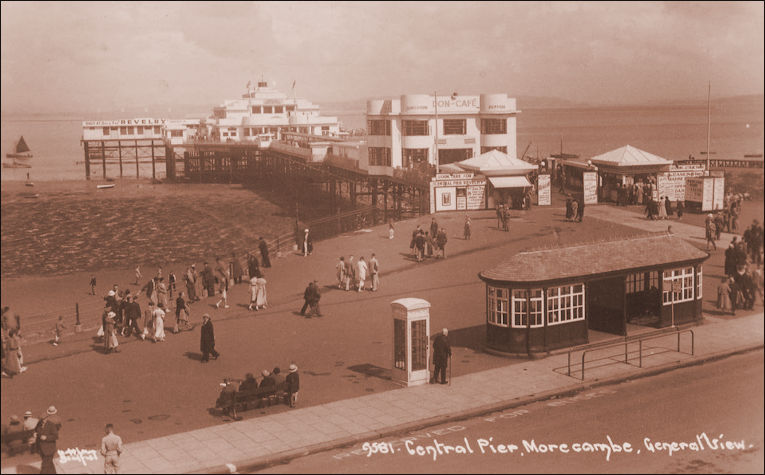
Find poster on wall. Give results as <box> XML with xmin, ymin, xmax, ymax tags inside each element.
<box><xmin>537</xmin><ymin>174</ymin><xmax>551</xmax><ymax>206</ymax></box>
<box><xmin>685</xmin><ymin>177</ymin><xmax>703</xmax><ymax>203</ymax></box>
<box><xmin>456</xmin><ymin>188</ymin><xmax>467</xmax><ymax>210</ymax></box>
<box><xmin>466</xmin><ymin>185</ymin><xmax>485</xmax><ymax>210</ymax></box>
<box><xmin>712</xmin><ymin>176</ymin><xmax>725</xmax><ymax>210</ymax></box>
<box><xmin>656</xmin><ymin>174</ymin><xmax>672</xmax><ymax>201</ymax></box>
<box><xmin>659</xmin><ymin>164</ymin><xmax>706</xmax><ymax>201</ymax></box>
<box><xmin>583</xmin><ymin>171</ymin><xmax>598</xmax><ymax>204</ymax></box>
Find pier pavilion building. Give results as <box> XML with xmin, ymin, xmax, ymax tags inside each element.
<box><xmin>366</xmin><ymin>93</ymin><xmax>520</xmax><ymax>172</ymax></box>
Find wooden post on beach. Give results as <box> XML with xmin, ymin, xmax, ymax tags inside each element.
<box><xmin>118</xmin><ymin>140</ymin><xmax>123</xmax><ymax>178</ymax></box>
<box><xmin>75</xmin><ymin>302</ymin><xmax>82</xmax><ymax>333</ymax></box>
<box><xmin>84</xmin><ymin>141</ymin><xmax>91</xmax><ymax>180</ymax></box>
<box><xmin>151</xmin><ymin>141</ymin><xmax>156</xmax><ymax>180</ymax></box>
<box><xmin>101</xmin><ymin>141</ymin><xmax>107</xmax><ymax>179</ymax></box>
<box><xmin>135</xmin><ymin>140</ymin><xmax>139</xmax><ymax>178</ymax></box>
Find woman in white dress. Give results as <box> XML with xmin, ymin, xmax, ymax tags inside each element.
<box><xmin>248</xmin><ymin>276</ymin><xmax>258</xmax><ymax>311</ymax></box>
<box><xmin>153</xmin><ymin>303</ymin><xmax>166</xmax><ymax>342</ymax></box>
<box><xmin>657</xmin><ymin>196</ymin><xmax>668</xmax><ymax>220</ymax></box>
<box><xmin>255</xmin><ymin>277</ymin><xmax>268</xmax><ymax>310</ymax></box>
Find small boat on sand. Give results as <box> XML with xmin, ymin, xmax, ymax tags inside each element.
<box><xmin>3</xmin><ymin>136</ymin><xmax>33</xmax><ymax>168</ymax></box>
<box><xmin>97</xmin><ymin>184</ymin><xmax>115</xmax><ymax>189</ymax></box>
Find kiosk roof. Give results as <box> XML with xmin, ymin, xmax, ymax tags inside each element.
<box><xmin>480</xmin><ymin>234</ymin><xmax>708</xmax><ymax>284</ymax></box>
<box><xmin>590</xmin><ymin>145</ymin><xmax>673</xmax><ymax>167</ymax></box>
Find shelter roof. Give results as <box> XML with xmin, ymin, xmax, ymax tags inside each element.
<box><xmin>457</xmin><ymin>150</ymin><xmax>537</xmax><ymax>176</ymax></box>
<box><xmin>488</xmin><ymin>176</ymin><xmax>532</xmax><ymax>188</ymax></box>
<box><xmin>480</xmin><ymin>234</ymin><xmax>708</xmax><ymax>284</ymax></box>
<box><xmin>590</xmin><ymin>145</ymin><xmax>673</xmax><ymax>167</ymax></box>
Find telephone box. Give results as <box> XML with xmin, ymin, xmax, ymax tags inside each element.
<box><xmin>391</xmin><ymin>298</ymin><xmax>431</xmax><ymax>387</ymax></box>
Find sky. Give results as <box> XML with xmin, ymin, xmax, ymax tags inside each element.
<box><xmin>1</xmin><ymin>1</ymin><xmax>763</xmax><ymax>115</ymax></box>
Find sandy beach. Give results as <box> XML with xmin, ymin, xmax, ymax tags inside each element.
<box><xmin>1</xmin><ymin>179</ymin><xmax>297</xmax><ymax>278</ymax></box>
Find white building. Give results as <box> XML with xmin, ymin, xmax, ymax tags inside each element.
<box><xmin>82</xmin><ymin>118</ymin><xmax>166</xmax><ymax>141</ymax></box>
<box><xmin>366</xmin><ymin>94</ymin><xmax>520</xmax><ymax>170</ymax></box>
<box><xmin>164</xmin><ymin>119</ymin><xmax>206</xmax><ymax>145</ymax></box>
<box><xmin>207</xmin><ymin>80</ymin><xmax>340</xmax><ymax>143</ymax></box>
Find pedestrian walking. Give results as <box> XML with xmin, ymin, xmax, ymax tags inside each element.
<box><xmin>104</xmin><ymin>311</ymin><xmax>119</xmax><ymax>353</ymax></box>
<box><xmin>357</xmin><ymin>257</ymin><xmax>368</xmax><ymax>291</ymax></box>
<box><xmin>370</xmin><ymin>253</ymin><xmax>380</xmax><ymax>292</ymax></box>
<box><xmin>464</xmin><ymin>216</ymin><xmax>471</xmax><ymax>240</ymax></box>
<box><xmin>336</xmin><ymin>257</ymin><xmax>346</xmax><ymax>289</ymax></box>
<box><xmin>415</xmin><ymin>231</ymin><xmax>425</xmax><ymax>262</ymax></box>
<box><xmin>254</xmin><ymin>277</ymin><xmax>268</xmax><ymax>310</ymax></box>
<box><xmin>308</xmin><ymin>280</ymin><xmax>322</xmax><ymax>317</ymax></box>
<box><xmin>300</xmin><ymin>282</ymin><xmax>312</xmax><ymax>315</ymax></box>
<box><xmin>502</xmin><ymin>207</ymin><xmax>510</xmax><ymax>231</ymax></box>
<box><xmin>496</xmin><ymin>204</ymin><xmax>504</xmax><ymax>229</ymax></box>
<box><xmin>303</xmin><ymin>229</ymin><xmax>313</xmax><ymax>256</ymax></box>
<box><xmin>184</xmin><ymin>265</ymin><xmax>198</xmax><ymax>302</ymax></box>
<box><xmin>231</xmin><ymin>252</ymin><xmax>244</xmax><ymax>284</ymax></box>
<box><xmin>35</xmin><ymin>406</ymin><xmax>61</xmax><ymax>475</ymax></box>
<box><xmin>157</xmin><ymin>277</ymin><xmax>169</xmax><ymax>310</ymax></box>
<box><xmin>431</xmin><ymin>328</ymin><xmax>451</xmax><ymax>385</ymax></box>
<box><xmin>174</xmin><ymin>292</ymin><xmax>190</xmax><ymax>333</ymax></box>
<box><xmin>200</xmin><ymin>314</ymin><xmax>219</xmax><ymax>362</ymax></box>
<box><xmin>249</xmin><ymin>275</ymin><xmax>259</xmax><ymax>311</ymax></box>
<box><xmin>214</xmin><ymin>258</ymin><xmax>230</xmax><ymax>309</ymax></box>
<box><xmin>430</xmin><ymin>218</ymin><xmax>439</xmax><ymax>240</ymax></box>
<box><xmin>388</xmin><ymin>222</ymin><xmax>395</xmax><ymax>240</ymax></box>
<box><xmin>52</xmin><ymin>316</ymin><xmax>65</xmax><ymax>346</ymax></box>
<box><xmin>22</xmin><ymin>411</ymin><xmax>38</xmax><ymax>451</ymax></box>
<box><xmin>676</xmin><ymin>199</ymin><xmax>684</xmax><ymax>219</ymax></box>
<box><xmin>717</xmin><ymin>277</ymin><xmax>732</xmax><ymax>314</ymax></box>
<box><xmin>100</xmin><ymin>423</ymin><xmax>123</xmax><ymax>475</ymax></box>
<box><xmin>247</xmin><ymin>252</ymin><xmax>260</xmax><ymax>279</ymax></box>
<box><xmin>576</xmin><ymin>197</ymin><xmax>585</xmax><ymax>222</ymax></box>
<box><xmin>153</xmin><ymin>303</ymin><xmax>166</xmax><ymax>342</ymax></box>
<box><xmin>134</xmin><ymin>265</ymin><xmax>141</xmax><ymax>285</ymax></box>
<box><xmin>437</xmin><ymin>228</ymin><xmax>448</xmax><ymax>258</ymax></box>
<box><xmin>124</xmin><ymin>295</ymin><xmax>141</xmax><ymax>337</ymax></box>
<box><xmin>259</xmin><ymin>237</ymin><xmax>271</xmax><ymax>268</ymax></box>
<box><xmin>141</xmin><ymin>302</ymin><xmax>153</xmax><ymax>341</ymax></box>
<box><xmin>168</xmin><ymin>272</ymin><xmax>176</xmax><ymax>299</ymax></box>
<box><xmin>201</xmin><ymin>262</ymin><xmax>215</xmax><ymax>298</ymax></box>
<box><xmin>345</xmin><ymin>256</ymin><xmax>356</xmax><ymax>291</ymax></box>
<box><xmin>705</xmin><ymin>214</ymin><xmax>717</xmax><ymax>251</ymax></box>
<box><xmin>286</xmin><ymin>363</ymin><xmax>300</xmax><ymax>408</ymax></box>
<box><xmin>4</xmin><ymin>328</ymin><xmax>26</xmax><ymax>376</ymax></box>
<box><xmin>89</xmin><ymin>275</ymin><xmax>97</xmax><ymax>295</ymax></box>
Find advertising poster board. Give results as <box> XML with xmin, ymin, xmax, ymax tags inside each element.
<box><xmin>659</xmin><ymin>164</ymin><xmax>706</xmax><ymax>201</ymax></box>
<box><xmin>712</xmin><ymin>176</ymin><xmax>725</xmax><ymax>210</ymax></box>
<box><xmin>466</xmin><ymin>185</ymin><xmax>485</xmax><ymax>210</ymax></box>
<box><xmin>583</xmin><ymin>171</ymin><xmax>598</xmax><ymax>204</ymax></box>
<box><xmin>430</xmin><ymin>173</ymin><xmax>486</xmax><ymax>213</ymax></box>
<box><xmin>537</xmin><ymin>174</ymin><xmax>551</xmax><ymax>206</ymax></box>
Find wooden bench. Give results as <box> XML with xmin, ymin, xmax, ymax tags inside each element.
<box><xmin>215</xmin><ymin>383</ymin><xmax>288</xmax><ymax>417</ymax></box>
<box><xmin>1</xmin><ymin>429</ymin><xmax>34</xmax><ymax>456</ymax></box>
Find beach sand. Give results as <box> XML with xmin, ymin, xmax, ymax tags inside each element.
<box><xmin>1</xmin><ymin>179</ymin><xmax>297</xmax><ymax>278</ymax></box>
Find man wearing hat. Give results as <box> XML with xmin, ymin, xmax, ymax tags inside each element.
<box><xmin>431</xmin><ymin>328</ymin><xmax>452</xmax><ymax>385</ymax></box>
<box><xmin>200</xmin><ymin>314</ymin><xmax>219</xmax><ymax>363</ymax></box>
<box><xmin>23</xmin><ymin>410</ymin><xmax>39</xmax><ymax>449</ymax></box>
<box><xmin>258</xmin><ymin>369</ymin><xmax>275</xmax><ymax>392</ymax></box>
<box><xmin>286</xmin><ymin>364</ymin><xmax>300</xmax><ymax>408</ymax></box>
<box><xmin>35</xmin><ymin>406</ymin><xmax>62</xmax><ymax>474</ymax></box>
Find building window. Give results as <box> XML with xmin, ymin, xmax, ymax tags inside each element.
<box><xmin>153</xmin><ymin>126</ymin><xmax>161</xmax><ymax>134</ymax></box>
<box><xmin>171</xmin><ymin>130</ymin><xmax>183</xmax><ymax>137</ymax></box>
<box><xmin>488</xmin><ymin>286</ymin><xmax>509</xmax><ymax>327</ymax></box>
<box><xmin>243</xmin><ymin>128</ymin><xmax>250</xmax><ymax>137</ymax></box>
<box><xmin>119</xmin><ymin>127</ymin><xmax>127</xmax><ymax>135</ymax></box>
<box><xmin>252</xmin><ymin>106</ymin><xmax>261</xmax><ymax>114</ymax></box>
<box><xmin>626</xmin><ymin>271</ymin><xmax>659</xmax><ymax>294</ymax></box>
<box><xmin>369</xmin><ymin>147</ymin><xmax>392</xmax><ymax>166</ymax></box>
<box><xmin>263</xmin><ymin>105</ymin><xmax>273</xmax><ymax>114</ymax></box>
<box><xmin>511</xmin><ymin>289</ymin><xmax>544</xmax><ymax>328</ymax></box>
<box><xmin>696</xmin><ymin>266</ymin><xmax>702</xmax><ymax>299</ymax></box>
<box><xmin>662</xmin><ymin>267</ymin><xmax>695</xmax><ymax>305</ymax></box>
<box><xmin>402</xmin><ymin>120</ymin><xmax>429</xmax><ymax>136</ymax></box>
<box><xmin>481</xmin><ymin>118</ymin><xmax>507</xmax><ymax>134</ymax></box>
<box><xmin>102</xmin><ymin>127</ymin><xmax>110</xmax><ymax>136</ymax></box>
<box><xmin>438</xmin><ymin>148</ymin><xmax>473</xmax><ymax>165</ymax></box>
<box><xmin>367</xmin><ymin>120</ymin><xmax>391</xmax><ymax>136</ymax></box>
<box><xmin>443</xmin><ymin>119</ymin><xmax>466</xmax><ymax>135</ymax></box>
<box><xmin>275</xmin><ymin>106</ymin><xmax>284</xmax><ymax>113</ymax></box>
<box><xmin>481</xmin><ymin>146</ymin><xmax>507</xmax><ymax>154</ymax></box>
<box><xmin>402</xmin><ymin>148</ymin><xmax>429</xmax><ymax>168</ymax></box>
<box><xmin>546</xmin><ymin>284</ymin><xmax>585</xmax><ymax>325</ymax></box>
<box><xmin>286</xmin><ymin>105</ymin><xmax>295</xmax><ymax>112</ymax></box>
<box><xmin>136</xmin><ymin>126</ymin><xmax>144</xmax><ymax>135</ymax></box>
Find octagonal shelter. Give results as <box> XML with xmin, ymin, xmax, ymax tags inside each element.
<box><xmin>478</xmin><ymin>234</ymin><xmax>709</xmax><ymax>355</ymax></box>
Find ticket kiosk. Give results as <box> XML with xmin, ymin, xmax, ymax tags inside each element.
<box><xmin>391</xmin><ymin>298</ymin><xmax>431</xmax><ymax>387</ymax></box>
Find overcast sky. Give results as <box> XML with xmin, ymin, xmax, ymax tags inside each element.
<box><xmin>1</xmin><ymin>1</ymin><xmax>763</xmax><ymax>115</ymax></box>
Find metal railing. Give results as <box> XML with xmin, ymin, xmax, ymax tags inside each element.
<box><xmin>567</xmin><ymin>327</ymin><xmax>695</xmax><ymax>380</ymax></box>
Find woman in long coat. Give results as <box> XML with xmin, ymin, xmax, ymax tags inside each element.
<box><xmin>248</xmin><ymin>276</ymin><xmax>258</xmax><ymax>311</ymax></box>
<box><xmin>104</xmin><ymin>311</ymin><xmax>118</xmax><ymax>353</ymax></box>
<box><xmin>200</xmin><ymin>314</ymin><xmax>219</xmax><ymax>362</ymax></box>
<box><xmin>231</xmin><ymin>253</ymin><xmax>244</xmax><ymax>284</ymax></box>
<box><xmin>153</xmin><ymin>303</ymin><xmax>166</xmax><ymax>342</ymax></box>
<box><xmin>157</xmin><ymin>278</ymin><xmax>169</xmax><ymax>310</ymax></box>
<box><xmin>255</xmin><ymin>277</ymin><xmax>268</xmax><ymax>310</ymax></box>
<box><xmin>5</xmin><ymin>328</ymin><xmax>23</xmax><ymax>375</ymax></box>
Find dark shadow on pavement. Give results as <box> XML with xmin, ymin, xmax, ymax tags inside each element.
<box><xmin>184</xmin><ymin>351</ymin><xmax>203</xmax><ymax>361</ymax></box>
<box><xmin>347</xmin><ymin>363</ymin><xmax>392</xmax><ymax>381</ymax></box>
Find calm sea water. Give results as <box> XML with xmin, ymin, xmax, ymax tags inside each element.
<box><xmin>2</xmin><ymin>101</ymin><xmax>762</xmax><ymax>182</ymax></box>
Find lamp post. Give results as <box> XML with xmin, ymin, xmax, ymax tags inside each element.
<box><xmin>434</xmin><ymin>91</ymin><xmax>439</xmax><ymax>175</ymax></box>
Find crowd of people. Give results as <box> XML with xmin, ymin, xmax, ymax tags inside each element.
<box><xmin>409</xmin><ymin>218</ymin><xmax>449</xmax><ymax>262</ymax></box>
<box><xmin>716</xmin><ymin>220</ymin><xmax>764</xmax><ymax>315</ymax></box>
<box><xmin>223</xmin><ymin>362</ymin><xmax>300</xmax><ymax>408</ymax></box>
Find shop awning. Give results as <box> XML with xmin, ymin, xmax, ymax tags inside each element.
<box><xmin>457</xmin><ymin>149</ymin><xmax>537</xmax><ymax>176</ymax></box>
<box><xmin>488</xmin><ymin>176</ymin><xmax>532</xmax><ymax>189</ymax></box>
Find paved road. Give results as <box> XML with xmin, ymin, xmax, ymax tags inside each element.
<box><xmin>257</xmin><ymin>350</ymin><xmax>764</xmax><ymax>474</ymax></box>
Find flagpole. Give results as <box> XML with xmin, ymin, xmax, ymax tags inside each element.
<box><xmin>706</xmin><ymin>81</ymin><xmax>711</xmax><ymax>173</ymax></box>
<box><xmin>434</xmin><ymin>91</ymin><xmax>439</xmax><ymax>175</ymax></box>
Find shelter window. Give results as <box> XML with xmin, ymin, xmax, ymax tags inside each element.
<box><xmin>487</xmin><ymin>286</ymin><xmax>509</xmax><ymax>327</ymax></box>
<box><xmin>696</xmin><ymin>266</ymin><xmax>702</xmax><ymax>299</ymax></box>
<box><xmin>481</xmin><ymin>118</ymin><xmax>507</xmax><ymax>134</ymax></box>
<box><xmin>626</xmin><ymin>271</ymin><xmax>659</xmax><ymax>294</ymax></box>
<box><xmin>368</xmin><ymin>120</ymin><xmax>391</xmax><ymax>136</ymax></box>
<box><xmin>443</xmin><ymin>119</ymin><xmax>466</xmax><ymax>135</ymax></box>
<box><xmin>511</xmin><ymin>289</ymin><xmax>543</xmax><ymax>328</ymax></box>
<box><xmin>263</xmin><ymin>106</ymin><xmax>274</xmax><ymax>114</ymax></box>
<box><xmin>171</xmin><ymin>130</ymin><xmax>183</xmax><ymax>137</ymax></box>
<box><xmin>402</xmin><ymin>148</ymin><xmax>429</xmax><ymax>168</ymax></box>
<box><xmin>275</xmin><ymin>106</ymin><xmax>284</xmax><ymax>113</ymax></box>
<box><xmin>102</xmin><ymin>127</ymin><xmax>110</xmax><ymax>136</ymax></box>
<box><xmin>252</xmin><ymin>106</ymin><xmax>262</xmax><ymax>114</ymax></box>
<box><xmin>481</xmin><ymin>146</ymin><xmax>507</xmax><ymax>154</ymax></box>
<box><xmin>369</xmin><ymin>147</ymin><xmax>392</xmax><ymax>167</ymax></box>
<box><xmin>662</xmin><ymin>267</ymin><xmax>694</xmax><ymax>305</ymax></box>
<box><xmin>402</xmin><ymin>120</ymin><xmax>429</xmax><ymax>136</ymax></box>
<box><xmin>546</xmin><ymin>284</ymin><xmax>585</xmax><ymax>325</ymax></box>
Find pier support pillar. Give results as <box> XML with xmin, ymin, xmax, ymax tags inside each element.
<box><xmin>84</xmin><ymin>141</ymin><xmax>91</xmax><ymax>180</ymax></box>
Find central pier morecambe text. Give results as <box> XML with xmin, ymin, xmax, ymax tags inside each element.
<box><xmin>361</xmin><ymin>433</ymin><xmax>751</xmax><ymax>462</ymax></box>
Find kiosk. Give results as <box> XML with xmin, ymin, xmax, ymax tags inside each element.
<box><xmin>391</xmin><ymin>298</ymin><xmax>431</xmax><ymax>386</ymax></box>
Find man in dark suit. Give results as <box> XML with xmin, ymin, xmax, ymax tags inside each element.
<box><xmin>300</xmin><ymin>282</ymin><xmax>313</xmax><ymax>316</ymax></box>
<box><xmin>200</xmin><ymin>314</ymin><xmax>219</xmax><ymax>363</ymax></box>
<box><xmin>432</xmin><ymin>328</ymin><xmax>452</xmax><ymax>385</ymax></box>
<box><xmin>35</xmin><ymin>406</ymin><xmax>62</xmax><ymax>474</ymax></box>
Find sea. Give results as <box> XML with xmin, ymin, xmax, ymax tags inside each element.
<box><xmin>2</xmin><ymin>99</ymin><xmax>763</xmax><ymax>182</ymax></box>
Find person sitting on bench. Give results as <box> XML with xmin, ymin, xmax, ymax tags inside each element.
<box><xmin>239</xmin><ymin>373</ymin><xmax>258</xmax><ymax>393</ymax></box>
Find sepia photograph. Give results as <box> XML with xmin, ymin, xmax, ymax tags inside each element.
<box><xmin>1</xmin><ymin>1</ymin><xmax>763</xmax><ymax>473</ymax></box>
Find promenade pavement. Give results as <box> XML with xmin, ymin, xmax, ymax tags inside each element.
<box><xmin>2</xmin><ymin>310</ymin><xmax>760</xmax><ymax>475</ymax></box>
